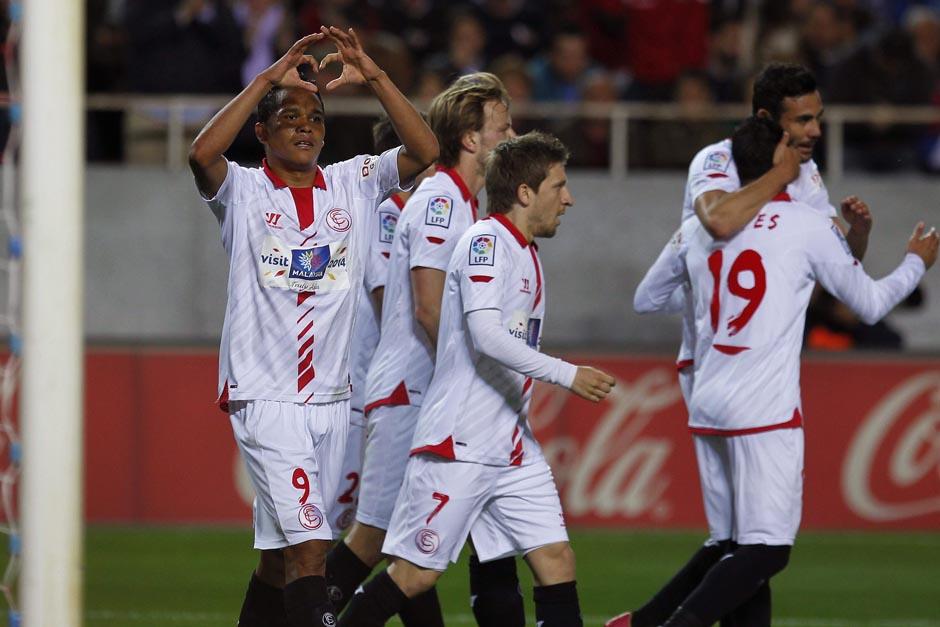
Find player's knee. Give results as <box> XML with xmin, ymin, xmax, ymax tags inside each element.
<box><xmin>738</xmin><ymin>544</ymin><xmax>791</xmax><ymax>578</ymax></box>
<box><xmin>345</xmin><ymin>522</ymin><xmax>387</xmax><ymax>567</ymax></box>
<box><xmin>388</xmin><ymin>558</ymin><xmax>441</xmax><ymax>598</ymax></box>
<box><xmin>283</xmin><ymin>539</ymin><xmax>329</xmax><ymax>579</ymax></box>
<box><xmin>527</xmin><ymin>542</ymin><xmax>576</xmax><ymax>585</ymax></box>
<box><xmin>256</xmin><ymin>549</ymin><xmax>286</xmax><ymax>586</ymax></box>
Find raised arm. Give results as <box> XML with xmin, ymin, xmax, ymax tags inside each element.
<box><xmin>318</xmin><ymin>27</ymin><xmax>438</xmax><ymax>184</ymax></box>
<box><xmin>695</xmin><ymin>133</ymin><xmax>800</xmax><ymax>240</ymax></box>
<box><xmin>811</xmin><ymin>223</ymin><xmax>937</xmax><ymax>325</ymax></box>
<box><xmin>634</xmin><ymin>224</ymin><xmax>692</xmax><ymax>314</ymax></box>
<box><xmin>188</xmin><ymin>33</ymin><xmax>323</xmax><ymax>197</ymax></box>
<box><xmin>837</xmin><ymin>195</ymin><xmax>873</xmax><ymax>260</ymax></box>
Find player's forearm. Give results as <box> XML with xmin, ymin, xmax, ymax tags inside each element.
<box><xmin>698</xmin><ymin>166</ymin><xmax>790</xmax><ymax>239</ymax></box>
<box><xmin>846</xmin><ymin>227</ymin><xmax>869</xmax><ymax>260</ymax></box>
<box><xmin>467</xmin><ymin>309</ymin><xmax>577</xmax><ymax>388</ymax></box>
<box><xmin>367</xmin><ymin>72</ymin><xmax>439</xmax><ymax>171</ymax></box>
<box><xmin>415</xmin><ymin>305</ymin><xmax>441</xmax><ymax>349</ymax></box>
<box><xmin>189</xmin><ymin>75</ymin><xmax>272</xmax><ymax>168</ymax></box>
<box><xmin>821</xmin><ymin>254</ymin><xmax>924</xmax><ymax>325</ymax></box>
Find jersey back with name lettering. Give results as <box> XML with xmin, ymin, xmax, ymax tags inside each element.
<box><xmin>364</xmin><ymin>168</ymin><xmax>478</xmax><ymax>411</ymax></box>
<box><xmin>410</xmin><ymin>214</ymin><xmax>547</xmax><ymax>466</ymax></box>
<box><xmin>204</xmin><ymin>148</ymin><xmax>402</xmax><ymax>405</ymax></box>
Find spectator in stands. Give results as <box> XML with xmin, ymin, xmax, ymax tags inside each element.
<box><xmin>411</xmin><ymin>66</ymin><xmax>446</xmax><ymax>101</ymax></box>
<box><xmin>798</xmin><ymin>1</ymin><xmax>866</xmax><ymax>89</ymax></box>
<box><xmin>708</xmin><ymin>18</ymin><xmax>748</xmax><ymax>102</ymax></box>
<box><xmin>125</xmin><ymin>0</ymin><xmax>244</xmax><ymax>94</ymax></box>
<box><xmin>476</xmin><ymin>0</ymin><xmax>545</xmax><ymax>61</ymax></box>
<box><xmin>372</xmin><ymin>0</ymin><xmax>449</xmax><ymax>61</ymax></box>
<box><xmin>425</xmin><ymin>8</ymin><xmax>487</xmax><ymax>84</ymax></box>
<box><xmin>234</xmin><ymin>0</ymin><xmax>294</xmax><ymax>90</ymax></box>
<box><xmin>553</xmin><ymin>70</ymin><xmax>619</xmax><ymax>168</ymax></box>
<box><xmin>529</xmin><ymin>28</ymin><xmax>594</xmax><ymax>103</ymax></box>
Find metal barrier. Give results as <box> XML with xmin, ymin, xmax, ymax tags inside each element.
<box><xmin>83</xmin><ymin>94</ymin><xmax>940</xmax><ymax>179</ymax></box>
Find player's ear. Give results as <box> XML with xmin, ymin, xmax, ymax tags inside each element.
<box><xmin>461</xmin><ymin>130</ymin><xmax>478</xmax><ymax>155</ymax></box>
<box><xmin>516</xmin><ymin>183</ymin><xmax>530</xmax><ymax>207</ymax></box>
<box><xmin>755</xmin><ymin>108</ymin><xmax>773</xmax><ymax>120</ymax></box>
<box><xmin>255</xmin><ymin>121</ymin><xmax>268</xmax><ymax>145</ymax></box>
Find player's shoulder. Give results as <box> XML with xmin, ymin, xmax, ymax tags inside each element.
<box><xmin>688</xmin><ymin>138</ymin><xmax>733</xmax><ymax>174</ymax></box>
<box><xmin>321</xmin><ymin>152</ymin><xmax>382</xmax><ymax>187</ymax></box>
<box><xmin>405</xmin><ymin>170</ymin><xmax>467</xmax><ymax>230</ymax></box>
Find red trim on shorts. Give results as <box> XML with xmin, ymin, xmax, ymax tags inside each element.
<box><xmin>707</xmin><ymin>173</ymin><xmax>729</xmax><ymax>179</ymax></box>
<box><xmin>411</xmin><ymin>436</ymin><xmax>456</xmax><ymax>460</ymax></box>
<box><xmin>690</xmin><ymin>408</ymin><xmax>803</xmax><ymax>436</ymax></box>
<box><xmin>713</xmin><ymin>344</ymin><xmax>749</xmax><ymax>355</ymax></box>
<box><xmin>381</xmin><ymin>251</ymin><xmax>390</xmax><ymax>258</ymax></box>
<box><xmin>426</xmin><ymin>236</ymin><xmax>446</xmax><ymax>244</ymax></box>
<box><xmin>217</xmin><ymin>380</ymin><xmax>230</xmax><ymax>413</ymax></box>
<box><xmin>363</xmin><ymin>381</ymin><xmax>410</xmax><ymax>416</ymax></box>
<box><xmin>470</xmin><ymin>275</ymin><xmax>494</xmax><ymax>283</ymax></box>
<box><xmin>676</xmin><ymin>359</ymin><xmax>694</xmax><ymax>371</ymax></box>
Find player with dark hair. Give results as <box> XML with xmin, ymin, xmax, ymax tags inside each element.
<box><xmin>188</xmin><ymin>28</ymin><xmax>437</xmax><ymax>627</ymax></box>
<box><xmin>618</xmin><ymin>115</ymin><xmax>937</xmax><ymax>627</ymax></box>
<box><xmin>338</xmin><ymin>131</ymin><xmax>615</xmax><ymax>627</ymax></box>
<box><xmin>326</xmin><ymin>72</ymin><xmax>524</xmax><ymax>627</ymax></box>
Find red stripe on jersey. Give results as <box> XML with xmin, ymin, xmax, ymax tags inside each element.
<box><xmin>690</xmin><ymin>409</ymin><xmax>803</xmax><ymax>436</ymax></box>
<box><xmin>772</xmin><ymin>192</ymin><xmax>793</xmax><ymax>202</ymax></box>
<box><xmin>297</xmin><ymin>291</ymin><xmax>315</xmax><ymax>306</ymax></box>
<box><xmin>707</xmin><ymin>173</ymin><xmax>729</xmax><ymax>179</ymax></box>
<box><xmin>713</xmin><ymin>344</ymin><xmax>749</xmax><ymax>355</ymax></box>
<box><xmin>381</xmin><ymin>252</ymin><xmax>390</xmax><ymax>258</ymax></box>
<box><xmin>391</xmin><ymin>193</ymin><xmax>405</xmax><ymax>210</ymax></box>
<box><xmin>411</xmin><ymin>436</ymin><xmax>456</xmax><ymax>460</ymax></box>
<box><xmin>509</xmin><ymin>426</ymin><xmax>524</xmax><ymax>466</ymax></box>
<box><xmin>676</xmin><ymin>359</ymin><xmax>694</xmax><ymax>371</ymax></box>
<box><xmin>470</xmin><ymin>275</ymin><xmax>494</xmax><ymax>283</ymax></box>
<box><xmin>297</xmin><ymin>305</ymin><xmax>315</xmax><ymax>325</ymax></box>
<box><xmin>298</xmin><ymin>334</ymin><xmax>315</xmax><ymax>358</ymax></box>
<box><xmin>363</xmin><ymin>381</ymin><xmax>410</xmax><ymax>416</ymax></box>
<box><xmin>490</xmin><ymin>213</ymin><xmax>530</xmax><ymax>248</ymax></box>
<box><xmin>298</xmin><ymin>350</ymin><xmax>314</xmax><ymax>374</ymax></box>
<box><xmin>426</xmin><ymin>236</ymin><xmax>445</xmax><ymax>244</ymax></box>
<box><xmin>522</xmin><ymin>377</ymin><xmax>533</xmax><ymax>394</ymax></box>
<box><xmin>529</xmin><ymin>246</ymin><xmax>543</xmax><ymax>308</ymax></box>
<box><xmin>297</xmin><ymin>320</ymin><xmax>314</xmax><ymax>340</ymax></box>
<box><xmin>298</xmin><ymin>366</ymin><xmax>315</xmax><ymax>393</ymax></box>
<box><xmin>290</xmin><ymin>187</ymin><xmax>315</xmax><ymax>230</ymax></box>
<box><xmin>217</xmin><ymin>379</ymin><xmax>230</xmax><ymax>413</ymax></box>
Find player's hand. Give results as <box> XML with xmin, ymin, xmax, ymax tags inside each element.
<box><xmin>260</xmin><ymin>33</ymin><xmax>323</xmax><ymax>93</ymax></box>
<box><xmin>772</xmin><ymin>131</ymin><xmax>800</xmax><ymax>184</ymax></box>
<box><xmin>907</xmin><ymin>222</ymin><xmax>939</xmax><ymax>269</ymax></box>
<box><xmin>318</xmin><ymin>26</ymin><xmax>383</xmax><ymax>90</ymax></box>
<box><xmin>841</xmin><ymin>196</ymin><xmax>873</xmax><ymax>236</ymax></box>
<box><xmin>569</xmin><ymin>367</ymin><xmax>616</xmax><ymax>403</ymax></box>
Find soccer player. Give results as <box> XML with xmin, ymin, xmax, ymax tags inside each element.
<box><xmin>326</xmin><ymin>72</ymin><xmax>523</xmax><ymax>626</ymax></box>
<box><xmin>325</xmin><ymin>116</ymin><xmax>433</xmax><ymax>540</ymax></box>
<box><xmin>617</xmin><ymin>116</ymin><xmax>938</xmax><ymax>627</ymax></box>
<box><xmin>188</xmin><ymin>27</ymin><xmax>437</xmax><ymax>627</ymax></box>
<box><xmin>338</xmin><ymin>132</ymin><xmax>616</xmax><ymax>627</ymax></box>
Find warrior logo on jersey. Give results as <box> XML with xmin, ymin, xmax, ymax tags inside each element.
<box><xmin>704</xmin><ymin>151</ymin><xmax>731</xmax><ymax>173</ymax></box>
<box><xmin>327</xmin><ymin>207</ymin><xmax>352</xmax><ymax>232</ymax></box>
<box><xmin>425</xmin><ymin>196</ymin><xmax>453</xmax><ymax>228</ymax></box>
<box><xmin>379</xmin><ymin>211</ymin><xmax>398</xmax><ymax>244</ymax></box>
<box><xmin>415</xmin><ymin>528</ymin><xmax>440</xmax><ymax>554</ymax></box>
<box><xmin>469</xmin><ymin>234</ymin><xmax>495</xmax><ymax>266</ymax></box>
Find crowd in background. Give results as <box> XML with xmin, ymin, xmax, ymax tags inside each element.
<box><xmin>26</xmin><ymin>0</ymin><xmax>940</xmax><ymax>168</ymax></box>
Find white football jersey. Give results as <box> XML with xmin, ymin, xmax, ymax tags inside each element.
<box><xmin>204</xmin><ymin>147</ymin><xmax>403</xmax><ymax>406</ymax></box>
<box><xmin>676</xmin><ymin>139</ymin><xmax>837</xmax><ymax>369</ymax></box>
<box><xmin>639</xmin><ymin>196</ymin><xmax>925</xmax><ymax>434</ymax></box>
<box><xmin>364</xmin><ymin>167</ymin><xmax>479</xmax><ymax>412</ymax></box>
<box><xmin>410</xmin><ymin>214</ymin><xmax>548</xmax><ymax>466</ymax></box>
<box><xmin>348</xmin><ymin>193</ymin><xmax>403</xmax><ymax>419</ymax></box>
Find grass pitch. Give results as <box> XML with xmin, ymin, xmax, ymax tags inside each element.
<box><xmin>5</xmin><ymin>526</ymin><xmax>940</xmax><ymax>626</ymax></box>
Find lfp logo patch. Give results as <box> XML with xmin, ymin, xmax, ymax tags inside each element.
<box><xmin>703</xmin><ymin>151</ymin><xmax>731</xmax><ymax>172</ymax></box>
<box><xmin>469</xmin><ymin>234</ymin><xmax>495</xmax><ymax>266</ymax></box>
<box><xmin>425</xmin><ymin>196</ymin><xmax>453</xmax><ymax>228</ymax></box>
<box><xmin>379</xmin><ymin>211</ymin><xmax>398</xmax><ymax>244</ymax></box>
<box><xmin>290</xmin><ymin>245</ymin><xmax>332</xmax><ymax>280</ymax></box>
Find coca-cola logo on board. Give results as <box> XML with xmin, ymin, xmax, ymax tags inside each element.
<box><xmin>842</xmin><ymin>371</ymin><xmax>940</xmax><ymax>521</ymax></box>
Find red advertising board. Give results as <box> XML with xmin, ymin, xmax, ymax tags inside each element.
<box><xmin>77</xmin><ymin>349</ymin><xmax>940</xmax><ymax>529</ymax></box>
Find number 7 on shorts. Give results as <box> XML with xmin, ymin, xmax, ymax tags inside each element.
<box><xmin>426</xmin><ymin>492</ymin><xmax>449</xmax><ymax>524</ymax></box>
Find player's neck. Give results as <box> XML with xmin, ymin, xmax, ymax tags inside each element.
<box><xmin>500</xmin><ymin>209</ymin><xmax>534</xmax><ymax>244</ymax></box>
<box><xmin>453</xmin><ymin>156</ymin><xmax>484</xmax><ymax>197</ymax></box>
<box><xmin>264</xmin><ymin>155</ymin><xmax>321</xmax><ymax>188</ymax></box>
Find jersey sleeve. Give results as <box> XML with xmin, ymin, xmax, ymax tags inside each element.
<box><xmin>358</xmin><ymin>146</ymin><xmax>405</xmax><ymax>201</ymax></box>
<box><xmin>805</xmin><ymin>218</ymin><xmax>925</xmax><ymax>324</ymax></box>
<box><xmin>687</xmin><ymin>145</ymin><xmax>740</xmax><ymax>204</ymax></box>
<box><xmin>797</xmin><ymin>161</ymin><xmax>837</xmax><ymax>218</ymax></box>
<box><xmin>634</xmin><ymin>222</ymin><xmax>692</xmax><ymax>314</ymax></box>
<box><xmin>459</xmin><ymin>230</ymin><xmax>507</xmax><ymax>314</ymax></box>
<box><xmin>200</xmin><ymin>159</ymin><xmax>251</xmax><ymax>252</ymax></box>
<box><xmin>365</xmin><ymin>199</ymin><xmax>398</xmax><ymax>292</ymax></box>
<box><xmin>409</xmin><ymin>195</ymin><xmax>470</xmax><ymax>271</ymax></box>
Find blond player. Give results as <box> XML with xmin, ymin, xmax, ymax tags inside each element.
<box><xmin>188</xmin><ymin>28</ymin><xmax>437</xmax><ymax>627</ymax></box>
<box><xmin>339</xmin><ymin>132</ymin><xmax>615</xmax><ymax>627</ymax></box>
<box><xmin>616</xmin><ymin>116</ymin><xmax>937</xmax><ymax>627</ymax></box>
<box><xmin>326</xmin><ymin>73</ymin><xmax>522</xmax><ymax>626</ymax></box>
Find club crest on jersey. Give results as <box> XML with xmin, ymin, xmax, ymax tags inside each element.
<box><xmin>379</xmin><ymin>211</ymin><xmax>398</xmax><ymax>244</ymax></box>
<box><xmin>469</xmin><ymin>234</ymin><xmax>495</xmax><ymax>266</ymax></box>
<box><xmin>298</xmin><ymin>504</ymin><xmax>323</xmax><ymax>530</ymax></box>
<box><xmin>415</xmin><ymin>528</ymin><xmax>440</xmax><ymax>555</ymax></box>
<box><xmin>327</xmin><ymin>207</ymin><xmax>352</xmax><ymax>232</ymax></box>
<box><xmin>704</xmin><ymin>151</ymin><xmax>731</xmax><ymax>172</ymax></box>
<box><xmin>425</xmin><ymin>196</ymin><xmax>453</xmax><ymax>228</ymax></box>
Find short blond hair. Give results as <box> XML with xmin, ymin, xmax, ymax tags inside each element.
<box><xmin>428</xmin><ymin>72</ymin><xmax>510</xmax><ymax>168</ymax></box>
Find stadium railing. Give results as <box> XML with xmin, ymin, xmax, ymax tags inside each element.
<box><xmin>79</xmin><ymin>95</ymin><xmax>940</xmax><ymax>178</ymax></box>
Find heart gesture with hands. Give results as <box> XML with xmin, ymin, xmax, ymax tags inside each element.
<box><xmin>262</xmin><ymin>32</ymin><xmax>323</xmax><ymax>93</ymax></box>
<box><xmin>318</xmin><ymin>26</ymin><xmax>384</xmax><ymax>90</ymax></box>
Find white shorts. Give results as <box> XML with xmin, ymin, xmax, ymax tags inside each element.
<box><xmin>356</xmin><ymin>404</ymin><xmax>421</xmax><ymax>530</ymax></box>
<box><xmin>694</xmin><ymin>427</ymin><xmax>804</xmax><ymax>546</ymax></box>
<box><xmin>230</xmin><ymin>399</ymin><xmax>350</xmax><ymax>549</ymax></box>
<box><xmin>326</xmin><ymin>414</ymin><xmax>366</xmax><ymax>539</ymax></box>
<box><xmin>382</xmin><ymin>454</ymin><xmax>569</xmax><ymax>571</ymax></box>
<box><xmin>678</xmin><ymin>366</ymin><xmax>694</xmax><ymax>410</ymax></box>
